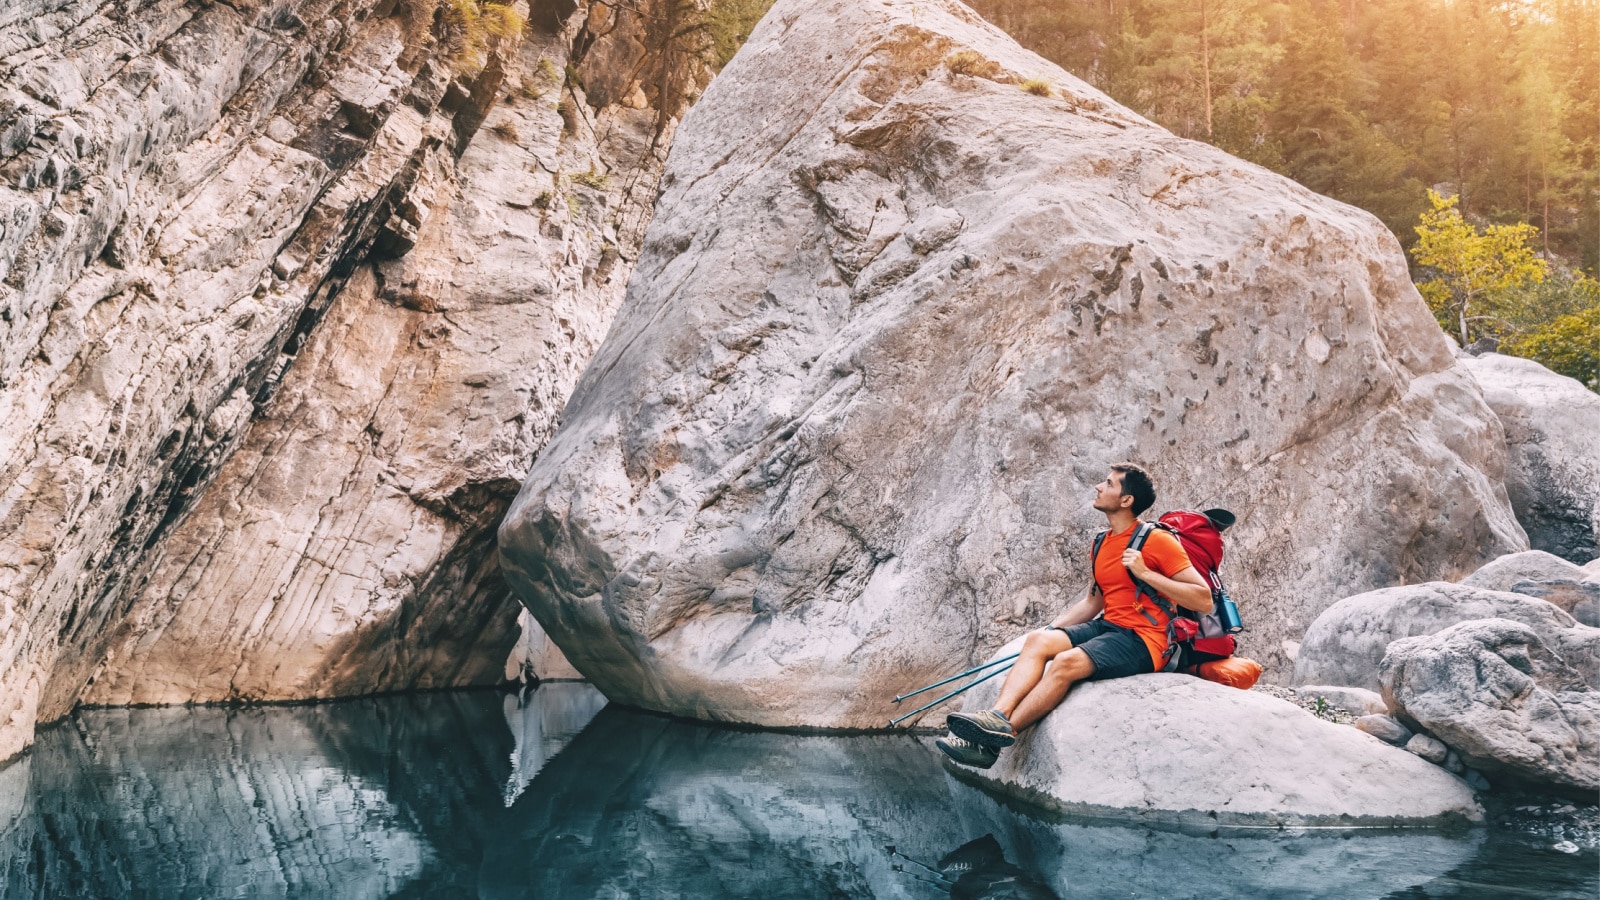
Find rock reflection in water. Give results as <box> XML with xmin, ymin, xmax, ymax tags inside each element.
<box><xmin>0</xmin><ymin>690</ymin><xmax>1592</xmax><ymax>899</ymax></box>
<box><xmin>503</xmin><ymin>683</ymin><xmax>610</xmax><ymax>806</ymax></box>
<box><xmin>0</xmin><ymin>689</ymin><xmax>606</xmax><ymax>899</ymax></box>
<box><xmin>482</xmin><ymin>711</ymin><xmax>1492</xmax><ymax>900</ymax></box>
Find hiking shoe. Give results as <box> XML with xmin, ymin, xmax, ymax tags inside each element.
<box><xmin>946</xmin><ymin>709</ymin><xmax>1016</xmax><ymax>748</ymax></box>
<box><xmin>936</xmin><ymin>734</ymin><xmax>999</xmax><ymax>769</ymax></box>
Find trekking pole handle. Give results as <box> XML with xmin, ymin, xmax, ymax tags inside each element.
<box><xmin>892</xmin><ymin>652</ymin><xmax>1021</xmax><ymax>704</ymax></box>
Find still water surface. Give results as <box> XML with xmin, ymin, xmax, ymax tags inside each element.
<box><xmin>0</xmin><ymin>686</ymin><xmax>1593</xmax><ymax>899</ymax></box>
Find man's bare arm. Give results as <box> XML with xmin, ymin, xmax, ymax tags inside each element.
<box><xmin>1048</xmin><ymin>585</ymin><xmax>1105</xmax><ymax>629</ymax></box>
<box><xmin>1122</xmin><ymin>550</ymin><xmax>1214</xmax><ymax>613</ymax></box>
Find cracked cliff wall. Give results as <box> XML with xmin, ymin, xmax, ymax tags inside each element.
<box><xmin>0</xmin><ymin>0</ymin><xmax>681</xmax><ymax>759</ymax></box>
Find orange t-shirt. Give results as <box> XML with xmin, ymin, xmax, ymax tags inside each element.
<box><xmin>1093</xmin><ymin>524</ymin><xmax>1195</xmax><ymax>669</ymax></box>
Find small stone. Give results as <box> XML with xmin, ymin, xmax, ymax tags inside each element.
<box><xmin>1295</xmin><ymin>685</ymin><xmax>1387</xmax><ymax>716</ymax></box>
<box><xmin>1555</xmin><ymin>805</ymin><xmax>1577</xmax><ymax>814</ymax></box>
<box><xmin>1444</xmin><ymin>750</ymin><xmax>1464</xmax><ymax>773</ymax></box>
<box><xmin>1354</xmin><ymin>714</ymin><xmax>1413</xmax><ymax>745</ymax></box>
<box><xmin>1552</xmin><ymin>841</ymin><xmax>1580</xmax><ymax>854</ymax></box>
<box><xmin>1464</xmin><ymin>769</ymin><xmax>1491</xmax><ymax>792</ymax></box>
<box><xmin>1405</xmin><ymin>733</ymin><xmax>1450</xmax><ymax>764</ymax></box>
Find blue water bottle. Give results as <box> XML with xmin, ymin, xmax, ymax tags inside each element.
<box><xmin>1216</xmin><ymin>588</ymin><xmax>1243</xmax><ymax>634</ymax></box>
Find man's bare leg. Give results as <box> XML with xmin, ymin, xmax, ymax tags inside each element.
<box><xmin>1004</xmin><ymin>647</ymin><xmax>1095</xmax><ymax>731</ymax></box>
<box><xmin>990</xmin><ymin>629</ymin><xmax>1074</xmax><ymax>717</ymax></box>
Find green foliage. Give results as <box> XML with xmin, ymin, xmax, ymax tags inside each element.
<box><xmin>965</xmin><ymin>0</ymin><xmax>1600</xmax><ymax>272</ymax></box>
<box><xmin>1498</xmin><ymin>275</ymin><xmax>1600</xmax><ymax>390</ymax></box>
<box><xmin>705</xmin><ymin>0</ymin><xmax>777</xmax><ymax>70</ymax></box>
<box><xmin>1412</xmin><ymin>189</ymin><xmax>1548</xmax><ymax>346</ymax></box>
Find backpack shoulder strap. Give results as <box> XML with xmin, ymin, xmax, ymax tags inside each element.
<box><xmin>1089</xmin><ymin>529</ymin><xmax>1109</xmax><ymax>597</ymax></box>
<box><xmin>1126</xmin><ymin>522</ymin><xmax>1179</xmax><ymax>616</ymax></box>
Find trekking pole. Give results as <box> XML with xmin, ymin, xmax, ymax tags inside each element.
<box><xmin>892</xmin><ymin>653</ymin><xmax>1021</xmax><ymax>704</ymax></box>
<box><xmin>888</xmin><ymin>662</ymin><xmax>1014</xmax><ymax>728</ymax></box>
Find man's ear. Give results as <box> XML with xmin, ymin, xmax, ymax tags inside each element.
<box><xmin>1119</xmin><ymin>492</ymin><xmax>1135</xmax><ymax>510</ymax></box>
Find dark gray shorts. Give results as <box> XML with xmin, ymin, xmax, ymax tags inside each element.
<box><xmin>1058</xmin><ymin>619</ymin><xmax>1156</xmax><ymax>681</ymax></box>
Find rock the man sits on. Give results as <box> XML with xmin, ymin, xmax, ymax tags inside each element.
<box><xmin>937</xmin><ymin>463</ymin><xmax>1214</xmax><ymax>768</ymax></box>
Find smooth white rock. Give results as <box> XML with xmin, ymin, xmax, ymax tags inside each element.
<box><xmin>1353</xmin><ymin>714</ymin><xmax>1413</xmax><ymax>745</ymax></box>
<box><xmin>1294</xmin><ymin>582</ymin><xmax>1600</xmax><ymax>692</ymax></box>
<box><xmin>1295</xmin><ymin>685</ymin><xmax>1387</xmax><ymax>716</ymax></box>
<box><xmin>1460</xmin><ymin>353</ymin><xmax>1600</xmax><ymax>564</ymax></box>
<box><xmin>1461</xmin><ymin>549</ymin><xmax>1586</xmax><ymax>591</ymax></box>
<box><xmin>953</xmin><ymin>666</ymin><xmax>1481</xmax><ymax>827</ymax></box>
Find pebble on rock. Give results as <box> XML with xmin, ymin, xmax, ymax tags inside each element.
<box><xmin>1405</xmin><ymin>733</ymin><xmax>1450</xmax><ymax>764</ymax></box>
<box><xmin>1354</xmin><ymin>714</ymin><xmax>1413</xmax><ymax>745</ymax></box>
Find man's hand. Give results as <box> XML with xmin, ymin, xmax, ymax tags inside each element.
<box><xmin>1121</xmin><ymin>548</ymin><xmax>1151</xmax><ymax>579</ymax></box>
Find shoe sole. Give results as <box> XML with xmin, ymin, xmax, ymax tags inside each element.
<box><xmin>935</xmin><ymin>740</ymin><xmax>997</xmax><ymax>770</ymax></box>
<box><xmin>946</xmin><ymin>713</ymin><xmax>1016</xmax><ymax>749</ymax></box>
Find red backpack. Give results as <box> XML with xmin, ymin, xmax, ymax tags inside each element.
<box><xmin>1091</xmin><ymin>508</ymin><xmax>1242</xmax><ymax>671</ymax></box>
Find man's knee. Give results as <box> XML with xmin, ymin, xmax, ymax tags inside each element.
<box><xmin>1022</xmin><ymin>628</ymin><xmax>1071</xmax><ymax>657</ymax></box>
<box><xmin>1046</xmin><ymin>648</ymin><xmax>1095</xmax><ymax>683</ymax></box>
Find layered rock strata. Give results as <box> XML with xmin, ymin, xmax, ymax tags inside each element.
<box><xmin>1294</xmin><ymin>582</ymin><xmax>1600</xmax><ymax>692</ymax></box>
<box><xmin>1</xmin><ymin>0</ymin><xmax>678</xmax><ymax>756</ymax></box>
<box><xmin>1381</xmin><ymin>618</ymin><xmax>1600</xmax><ymax>794</ymax></box>
<box><xmin>1461</xmin><ymin>353</ymin><xmax>1600</xmax><ymax>564</ymax></box>
<box><xmin>499</xmin><ymin>0</ymin><xmax>1524</xmax><ymax>728</ymax></box>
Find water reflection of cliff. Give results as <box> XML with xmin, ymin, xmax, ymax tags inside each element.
<box><xmin>0</xmin><ymin>687</ymin><xmax>606</xmax><ymax>898</ymax></box>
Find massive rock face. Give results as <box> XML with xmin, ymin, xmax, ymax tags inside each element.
<box><xmin>1381</xmin><ymin>618</ymin><xmax>1600</xmax><ymax>794</ymax></box>
<box><xmin>1461</xmin><ymin>353</ymin><xmax>1600</xmax><ymax>564</ymax></box>
<box><xmin>1293</xmin><ymin>582</ymin><xmax>1600</xmax><ymax>692</ymax></box>
<box><xmin>498</xmin><ymin>0</ymin><xmax>1524</xmax><ymax>728</ymax></box>
<box><xmin>0</xmin><ymin>0</ymin><xmax>681</xmax><ymax>757</ymax></box>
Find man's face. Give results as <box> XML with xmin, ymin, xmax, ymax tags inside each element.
<box><xmin>1092</xmin><ymin>470</ymin><xmax>1131</xmax><ymax>513</ymax></box>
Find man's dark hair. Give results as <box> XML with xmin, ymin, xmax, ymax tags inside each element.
<box><xmin>1110</xmin><ymin>462</ymin><xmax>1156</xmax><ymax>515</ymax></box>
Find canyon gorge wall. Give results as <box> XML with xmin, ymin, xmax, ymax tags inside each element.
<box><xmin>0</xmin><ymin>0</ymin><xmax>683</xmax><ymax>759</ymax></box>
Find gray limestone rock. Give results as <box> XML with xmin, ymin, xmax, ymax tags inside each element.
<box><xmin>953</xmin><ymin>661</ymin><xmax>1480</xmax><ymax>827</ymax></box>
<box><xmin>1510</xmin><ymin>580</ymin><xmax>1600</xmax><ymax>628</ymax></box>
<box><xmin>1461</xmin><ymin>353</ymin><xmax>1600</xmax><ymax>564</ymax></box>
<box><xmin>498</xmin><ymin>0</ymin><xmax>1524</xmax><ymax>729</ymax></box>
<box><xmin>81</xmin><ymin>21</ymin><xmax>669</xmax><ymax>709</ymax></box>
<box><xmin>1354</xmin><ymin>714</ymin><xmax>1413</xmax><ymax>746</ymax></box>
<box><xmin>1296</xmin><ymin>685</ymin><xmax>1387</xmax><ymax>716</ymax></box>
<box><xmin>1294</xmin><ymin>582</ymin><xmax>1600</xmax><ymax>693</ymax></box>
<box><xmin>0</xmin><ymin>0</ymin><xmax>681</xmax><ymax>755</ymax></box>
<box><xmin>1405</xmin><ymin>733</ymin><xmax>1449</xmax><ymax>764</ymax></box>
<box><xmin>1380</xmin><ymin>618</ymin><xmax>1600</xmax><ymax>793</ymax></box>
<box><xmin>1462</xmin><ymin>549</ymin><xmax>1586</xmax><ymax>591</ymax></box>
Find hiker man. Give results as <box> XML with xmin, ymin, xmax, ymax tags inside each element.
<box><xmin>936</xmin><ymin>463</ymin><xmax>1214</xmax><ymax>768</ymax></box>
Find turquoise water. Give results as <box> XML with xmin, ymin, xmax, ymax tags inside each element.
<box><xmin>0</xmin><ymin>686</ymin><xmax>1593</xmax><ymax>899</ymax></box>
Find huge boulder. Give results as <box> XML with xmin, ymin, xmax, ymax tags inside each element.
<box><xmin>953</xmin><ymin>668</ymin><xmax>1481</xmax><ymax>827</ymax></box>
<box><xmin>1461</xmin><ymin>549</ymin><xmax>1586</xmax><ymax>591</ymax></box>
<box><xmin>497</xmin><ymin>0</ymin><xmax>1524</xmax><ymax>728</ymax></box>
<box><xmin>1294</xmin><ymin>582</ymin><xmax>1600</xmax><ymax>692</ymax></box>
<box><xmin>1460</xmin><ymin>353</ymin><xmax>1600</xmax><ymax>564</ymax></box>
<box><xmin>1380</xmin><ymin>618</ymin><xmax>1600</xmax><ymax>794</ymax></box>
